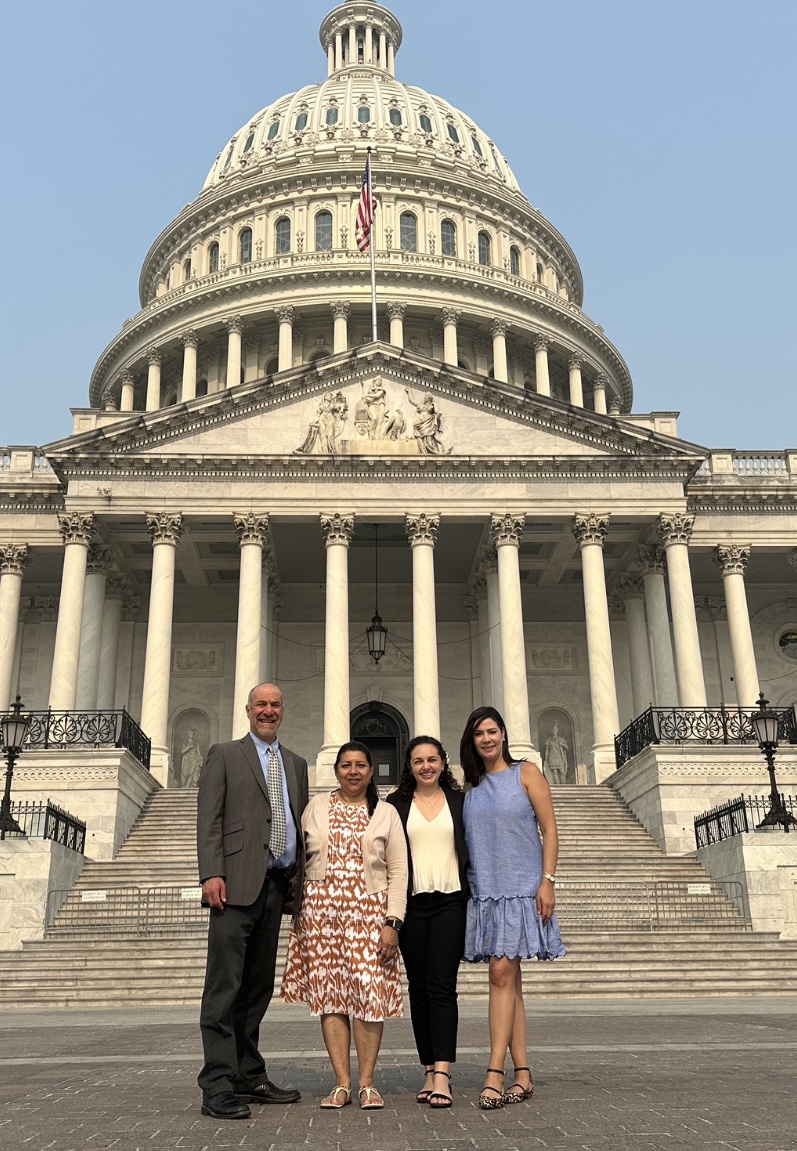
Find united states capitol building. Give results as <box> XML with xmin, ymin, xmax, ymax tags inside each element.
<box><xmin>1</xmin><ymin>5</ymin><xmax>796</xmax><ymax>950</ymax></box>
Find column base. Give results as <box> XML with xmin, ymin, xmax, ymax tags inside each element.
<box><xmin>314</xmin><ymin>744</ymin><xmax>344</xmax><ymax>789</ymax></box>
<box><xmin>590</xmin><ymin>744</ymin><xmax>617</xmax><ymax>785</ymax></box>
<box><xmin>148</xmin><ymin>747</ymin><xmax>174</xmax><ymax>789</ymax></box>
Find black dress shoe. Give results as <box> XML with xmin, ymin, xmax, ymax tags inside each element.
<box><xmin>201</xmin><ymin>1091</ymin><xmax>251</xmax><ymax>1119</ymax></box>
<box><xmin>234</xmin><ymin>1078</ymin><xmax>301</xmax><ymax>1105</ymax></box>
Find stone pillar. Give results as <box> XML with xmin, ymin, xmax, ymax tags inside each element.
<box><xmin>96</xmin><ymin>574</ymin><xmax>127</xmax><ymax>712</ymax></box>
<box><xmin>277</xmin><ymin>305</ymin><xmax>294</xmax><ymax>372</ymax></box>
<box><xmin>593</xmin><ymin>373</ymin><xmax>608</xmax><ymax>415</ymax></box>
<box><xmin>441</xmin><ymin>308</ymin><xmax>460</xmax><ymax>366</ymax></box>
<box><xmin>490</xmin><ymin>514</ymin><xmax>533</xmax><ymax>759</ymax></box>
<box><xmin>636</xmin><ymin>545</ymin><xmax>677</xmax><ymax>706</ymax></box>
<box><xmin>348</xmin><ymin>23</ymin><xmax>356</xmax><ymax>62</ymax></box>
<box><xmin>49</xmin><ymin>514</ymin><xmax>96</xmax><ymax>710</ymax></box>
<box><xmin>120</xmin><ymin>370</ymin><xmax>135</xmax><ymax>413</ymax></box>
<box><xmin>224</xmin><ymin>315</ymin><xmax>243</xmax><ymax>389</ymax></box>
<box><xmin>387</xmin><ymin>302</ymin><xmax>405</xmax><ymax>347</ymax></box>
<box><xmin>482</xmin><ymin>551</ymin><xmax>504</xmax><ymax>713</ymax></box>
<box><xmin>534</xmin><ymin>335</ymin><xmax>551</xmax><ymax>396</ymax></box>
<box><xmin>573</xmin><ymin>513</ymin><xmax>620</xmax><ymax>782</ymax></box>
<box><xmin>230</xmin><ymin>513</ymin><xmax>270</xmax><ymax>738</ymax></box>
<box><xmin>406</xmin><ymin>513</ymin><xmax>441</xmax><ymax>737</ymax></box>
<box><xmin>365</xmin><ymin>22</ymin><xmax>374</xmax><ymax>63</ymax></box>
<box><xmin>76</xmin><ymin>545</ymin><xmax>113</xmax><ymax>710</ymax></box>
<box><xmin>378</xmin><ymin>29</ymin><xmax>387</xmax><ymax>67</ymax></box>
<box><xmin>617</xmin><ymin>571</ymin><xmax>655</xmax><ymax>716</ymax></box>
<box><xmin>464</xmin><ymin>595</ymin><xmax>482</xmax><ymax>709</ymax></box>
<box><xmin>568</xmin><ymin>353</ymin><xmax>584</xmax><ymax>408</ymax></box>
<box><xmin>327</xmin><ymin>36</ymin><xmax>334</xmax><ymax>75</ymax></box>
<box><xmin>335</xmin><ymin>30</ymin><xmax>343</xmax><ymax>69</ymax></box>
<box><xmin>330</xmin><ymin>301</ymin><xmax>350</xmax><ymax>354</ymax></box>
<box><xmin>316</xmin><ymin>513</ymin><xmax>355</xmax><ymax>785</ymax></box>
<box><xmin>140</xmin><ymin>513</ymin><xmax>184</xmax><ymax>785</ymax></box>
<box><xmin>657</xmin><ymin>513</ymin><xmax>706</xmax><ymax>708</ymax></box>
<box><xmin>145</xmin><ymin>348</ymin><xmax>162</xmax><ymax>412</ymax></box>
<box><xmin>387</xmin><ymin>38</ymin><xmax>395</xmax><ymax>74</ymax></box>
<box><xmin>491</xmin><ymin>319</ymin><xmax>508</xmax><ymax>383</ymax></box>
<box><xmin>181</xmin><ymin>330</ymin><xmax>198</xmax><ymax>401</ymax></box>
<box><xmin>714</xmin><ymin>544</ymin><xmax>759</xmax><ymax>707</ymax></box>
<box><xmin>0</xmin><ymin>545</ymin><xmax>31</xmax><ymax>710</ymax></box>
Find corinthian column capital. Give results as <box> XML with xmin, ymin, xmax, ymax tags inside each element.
<box><xmin>386</xmin><ymin>302</ymin><xmax>406</xmax><ymax>320</ymax></box>
<box><xmin>406</xmin><ymin>512</ymin><xmax>440</xmax><ymax>546</ymax></box>
<box><xmin>145</xmin><ymin>512</ymin><xmax>184</xmax><ymax>546</ymax></box>
<box><xmin>617</xmin><ymin>571</ymin><xmax>645</xmax><ymax>599</ymax></box>
<box><xmin>657</xmin><ymin>512</ymin><xmax>695</xmax><ymax>547</ymax></box>
<box><xmin>181</xmin><ymin>329</ymin><xmax>199</xmax><ymax>349</ymax></box>
<box><xmin>490</xmin><ymin>318</ymin><xmax>509</xmax><ymax>338</ymax></box>
<box><xmin>490</xmin><ymin>513</ymin><xmax>525</xmax><ymax>547</ymax></box>
<box><xmin>224</xmin><ymin>314</ymin><xmax>243</xmax><ymax>336</ymax></box>
<box><xmin>572</xmin><ymin>512</ymin><xmax>609</xmax><ymax>548</ymax></box>
<box><xmin>86</xmin><ymin>544</ymin><xmax>114</xmax><ymax>575</ymax></box>
<box><xmin>637</xmin><ymin>544</ymin><xmax>666</xmax><ymax>575</ymax></box>
<box><xmin>714</xmin><ymin>543</ymin><xmax>751</xmax><ymax>577</ymax></box>
<box><xmin>234</xmin><ymin>512</ymin><xmax>270</xmax><ymax>547</ymax></box>
<box><xmin>0</xmin><ymin>543</ymin><xmax>32</xmax><ymax>576</ymax></box>
<box><xmin>441</xmin><ymin>308</ymin><xmax>461</xmax><ymax>326</ymax></box>
<box><xmin>330</xmin><ymin>301</ymin><xmax>351</xmax><ymax>320</ymax></box>
<box><xmin>533</xmin><ymin>334</ymin><xmax>549</xmax><ymax>353</ymax></box>
<box><xmin>58</xmin><ymin>513</ymin><xmax>96</xmax><ymax>547</ymax></box>
<box><xmin>277</xmin><ymin>305</ymin><xmax>295</xmax><ymax>324</ymax></box>
<box><xmin>146</xmin><ymin>347</ymin><xmax>162</xmax><ymax>367</ymax></box>
<box><xmin>320</xmin><ymin>512</ymin><xmax>355</xmax><ymax>545</ymax></box>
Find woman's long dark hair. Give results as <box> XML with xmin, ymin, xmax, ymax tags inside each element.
<box><xmin>334</xmin><ymin>740</ymin><xmax>380</xmax><ymax>816</ymax></box>
<box><xmin>459</xmin><ymin>706</ymin><xmax>511</xmax><ymax>787</ymax></box>
<box><xmin>395</xmin><ymin>735</ymin><xmax>461</xmax><ymax>800</ymax></box>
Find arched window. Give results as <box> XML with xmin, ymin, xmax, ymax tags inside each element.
<box><xmin>196</xmin><ymin>379</ymin><xmax>208</xmax><ymax>398</ymax></box>
<box><xmin>183</xmin><ymin>258</ymin><xmax>192</xmax><ymax>281</ymax></box>
<box><xmin>441</xmin><ymin>219</ymin><xmax>457</xmax><ymax>257</ymax></box>
<box><xmin>510</xmin><ymin>246</ymin><xmax>520</xmax><ymax>276</ymax></box>
<box><xmin>294</xmin><ymin>111</ymin><xmax>308</xmax><ymax>132</ymax></box>
<box><xmin>400</xmin><ymin>212</ymin><xmax>417</xmax><ymax>252</ymax></box>
<box><xmin>275</xmin><ymin>217</ymin><xmax>291</xmax><ymax>254</ymax></box>
<box><xmin>389</xmin><ymin>108</ymin><xmax>402</xmax><ymax>126</ymax></box>
<box><xmin>265</xmin><ymin>357</ymin><xmax>278</xmax><ymax>375</ymax></box>
<box><xmin>266</xmin><ymin>120</ymin><xmax>280</xmax><ymax>140</ymax></box>
<box><xmin>419</xmin><ymin>113</ymin><xmax>433</xmax><ymax>133</ymax></box>
<box><xmin>325</xmin><ymin>107</ymin><xmax>338</xmax><ymax>126</ymax></box>
<box><xmin>447</xmin><ymin>122</ymin><xmax>460</xmax><ymax>144</ymax></box>
<box><xmin>471</xmin><ymin>134</ymin><xmax>483</xmax><ymax>157</ymax></box>
<box><xmin>242</xmin><ymin>131</ymin><xmax>254</xmax><ymax>154</ymax></box>
<box><xmin>222</xmin><ymin>144</ymin><xmax>234</xmax><ymax>170</ymax></box>
<box><xmin>478</xmin><ymin>231</ymin><xmax>491</xmax><ymax>266</ymax></box>
<box><xmin>536</xmin><ymin>260</ymin><xmax>544</xmax><ymax>281</ymax></box>
<box><xmin>315</xmin><ymin>210</ymin><xmax>333</xmax><ymax>251</ymax></box>
<box><xmin>208</xmin><ymin>242</ymin><xmax>219</xmax><ymax>273</ymax></box>
<box><xmin>239</xmin><ymin>228</ymin><xmax>252</xmax><ymax>265</ymax></box>
<box><xmin>357</xmin><ymin>105</ymin><xmax>371</xmax><ymax>123</ymax></box>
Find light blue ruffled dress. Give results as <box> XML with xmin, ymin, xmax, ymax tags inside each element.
<box><xmin>464</xmin><ymin>762</ymin><xmax>566</xmax><ymax>962</ymax></box>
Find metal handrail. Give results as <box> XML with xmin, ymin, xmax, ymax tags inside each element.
<box><xmin>0</xmin><ymin>708</ymin><xmax>151</xmax><ymax>770</ymax></box>
<box><xmin>3</xmin><ymin>800</ymin><xmax>86</xmax><ymax>854</ymax></box>
<box><xmin>615</xmin><ymin>704</ymin><xmax>797</xmax><ymax>769</ymax></box>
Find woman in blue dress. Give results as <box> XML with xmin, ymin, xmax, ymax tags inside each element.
<box><xmin>460</xmin><ymin>705</ymin><xmax>565</xmax><ymax>1110</ymax></box>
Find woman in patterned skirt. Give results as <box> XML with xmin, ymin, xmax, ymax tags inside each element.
<box><xmin>281</xmin><ymin>741</ymin><xmax>408</xmax><ymax>1110</ymax></box>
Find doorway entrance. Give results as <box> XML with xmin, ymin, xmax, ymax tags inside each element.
<box><xmin>350</xmin><ymin>701</ymin><xmax>409</xmax><ymax>787</ymax></box>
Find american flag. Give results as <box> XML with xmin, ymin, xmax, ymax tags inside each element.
<box><xmin>356</xmin><ymin>153</ymin><xmax>376</xmax><ymax>252</ymax></box>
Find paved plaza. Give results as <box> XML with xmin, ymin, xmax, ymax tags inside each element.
<box><xmin>0</xmin><ymin>997</ymin><xmax>795</xmax><ymax>1151</ymax></box>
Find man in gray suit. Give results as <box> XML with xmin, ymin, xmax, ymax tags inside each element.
<box><xmin>197</xmin><ymin>682</ymin><xmax>309</xmax><ymax>1119</ymax></box>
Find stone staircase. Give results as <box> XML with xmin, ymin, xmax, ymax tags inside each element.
<box><xmin>2</xmin><ymin>786</ymin><xmax>797</xmax><ymax>1006</ymax></box>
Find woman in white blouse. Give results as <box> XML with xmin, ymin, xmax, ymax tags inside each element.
<box><xmin>386</xmin><ymin>736</ymin><xmax>469</xmax><ymax>1109</ymax></box>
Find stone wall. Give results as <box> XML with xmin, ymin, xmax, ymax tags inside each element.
<box><xmin>0</xmin><ymin>837</ymin><xmax>84</xmax><ymax>950</ymax></box>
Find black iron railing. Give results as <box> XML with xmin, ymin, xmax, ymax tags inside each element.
<box><xmin>3</xmin><ymin>800</ymin><xmax>86</xmax><ymax>854</ymax></box>
<box><xmin>615</xmin><ymin>705</ymin><xmax>797</xmax><ymax>769</ymax></box>
<box><xmin>0</xmin><ymin>709</ymin><xmax>151</xmax><ymax>769</ymax></box>
<box><xmin>695</xmin><ymin>793</ymin><xmax>797</xmax><ymax>848</ymax></box>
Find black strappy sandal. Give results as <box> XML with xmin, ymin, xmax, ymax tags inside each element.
<box><xmin>428</xmin><ymin>1070</ymin><xmax>452</xmax><ymax>1109</ymax></box>
<box><xmin>478</xmin><ymin>1068</ymin><xmax>505</xmax><ymax>1110</ymax></box>
<box><xmin>416</xmin><ymin>1066</ymin><xmax>434</xmax><ymax>1103</ymax></box>
<box><xmin>504</xmin><ymin>1065</ymin><xmax>534</xmax><ymax>1103</ymax></box>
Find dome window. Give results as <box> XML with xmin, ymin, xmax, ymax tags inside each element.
<box><xmin>471</xmin><ymin>134</ymin><xmax>483</xmax><ymax>157</ymax></box>
<box><xmin>441</xmin><ymin>219</ymin><xmax>457</xmax><ymax>257</ymax></box>
<box><xmin>196</xmin><ymin>379</ymin><xmax>208</xmax><ymax>398</ymax></box>
<box><xmin>267</xmin><ymin>120</ymin><xmax>280</xmax><ymax>141</ymax></box>
<box><xmin>315</xmin><ymin>211</ymin><xmax>333</xmax><ymax>251</ymax></box>
<box><xmin>478</xmin><ymin>231</ymin><xmax>491</xmax><ymax>267</ymax></box>
<box><xmin>183</xmin><ymin>258</ymin><xmax>192</xmax><ymax>281</ymax></box>
<box><xmin>491</xmin><ymin>148</ymin><xmax>502</xmax><ymax>174</ymax></box>
<box><xmin>325</xmin><ymin>107</ymin><xmax>339</xmax><ymax>126</ymax></box>
<box><xmin>447</xmin><ymin>123</ymin><xmax>460</xmax><ymax>144</ymax></box>
<box><xmin>222</xmin><ymin>144</ymin><xmax>234</xmax><ymax>170</ymax></box>
<box><xmin>400</xmin><ymin>212</ymin><xmax>417</xmax><ymax>253</ymax></box>
<box><xmin>239</xmin><ymin>228</ymin><xmax>253</xmax><ymax>265</ymax></box>
<box><xmin>419</xmin><ymin>113</ymin><xmax>433</xmax><ymax>134</ymax></box>
<box><xmin>357</xmin><ymin>106</ymin><xmax>371</xmax><ymax>124</ymax></box>
<box><xmin>295</xmin><ymin>112</ymin><xmax>308</xmax><ymax>132</ymax></box>
<box><xmin>536</xmin><ymin>261</ymin><xmax>544</xmax><ymax>281</ymax></box>
<box><xmin>389</xmin><ymin>108</ymin><xmax>402</xmax><ymax>127</ymax></box>
<box><xmin>243</xmin><ymin>131</ymin><xmax>255</xmax><ymax>154</ymax></box>
<box><xmin>275</xmin><ymin>217</ymin><xmax>291</xmax><ymax>254</ymax></box>
<box><xmin>208</xmin><ymin>242</ymin><xmax>219</xmax><ymax>274</ymax></box>
<box><xmin>510</xmin><ymin>245</ymin><xmax>520</xmax><ymax>276</ymax></box>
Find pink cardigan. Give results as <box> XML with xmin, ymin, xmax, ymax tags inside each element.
<box><xmin>301</xmin><ymin>793</ymin><xmax>408</xmax><ymax>922</ymax></box>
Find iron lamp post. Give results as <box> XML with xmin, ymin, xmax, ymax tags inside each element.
<box><xmin>750</xmin><ymin>692</ymin><xmax>796</xmax><ymax>831</ymax></box>
<box><xmin>0</xmin><ymin>695</ymin><xmax>31</xmax><ymax>840</ymax></box>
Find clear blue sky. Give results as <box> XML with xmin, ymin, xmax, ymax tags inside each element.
<box><xmin>1</xmin><ymin>0</ymin><xmax>794</xmax><ymax>450</ymax></box>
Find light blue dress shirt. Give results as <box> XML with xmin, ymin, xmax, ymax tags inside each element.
<box><xmin>249</xmin><ymin>732</ymin><xmax>297</xmax><ymax>870</ymax></box>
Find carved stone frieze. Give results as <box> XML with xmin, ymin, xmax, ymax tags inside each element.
<box><xmin>173</xmin><ymin>645</ymin><xmax>223</xmax><ymax>675</ymax></box>
<box><xmin>320</xmin><ymin>512</ymin><xmax>355</xmax><ymax>545</ymax></box>
<box><xmin>527</xmin><ymin>646</ymin><xmax>576</xmax><ymax>673</ymax></box>
<box><xmin>490</xmin><ymin>512</ymin><xmax>525</xmax><ymax>547</ymax></box>
<box><xmin>58</xmin><ymin>513</ymin><xmax>96</xmax><ymax>547</ymax></box>
<box><xmin>657</xmin><ymin>512</ymin><xmax>695</xmax><ymax>547</ymax></box>
<box><xmin>234</xmin><ymin>512</ymin><xmax>270</xmax><ymax>547</ymax></box>
<box><xmin>145</xmin><ymin>512</ymin><xmax>184</xmax><ymax>546</ymax></box>
<box><xmin>406</xmin><ymin>512</ymin><xmax>440</xmax><ymax>546</ymax></box>
<box><xmin>572</xmin><ymin>512</ymin><xmax>609</xmax><ymax>548</ymax></box>
<box><xmin>714</xmin><ymin>543</ymin><xmax>751</xmax><ymax>577</ymax></box>
<box><xmin>295</xmin><ymin>378</ymin><xmax>450</xmax><ymax>456</ymax></box>
<box><xmin>0</xmin><ymin>543</ymin><xmax>31</xmax><ymax>576</ymax></box>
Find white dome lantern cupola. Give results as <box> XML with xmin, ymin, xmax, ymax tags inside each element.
<box><xmin>320</xmin><ymin>2</ymin><xmax>403</xmax><ymax>77</ymax></box>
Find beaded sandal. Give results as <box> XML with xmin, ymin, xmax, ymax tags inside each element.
<box><xmin>504</xmin><ymin>1066</ymin><xmax>534</xmax><ymax>1103</ymax></box>
<box><xmin>478</xmin><ymin>1068</ymin><xmax>505</xmax><ymax>1110</ymax></box>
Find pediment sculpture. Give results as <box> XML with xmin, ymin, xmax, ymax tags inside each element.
<box><xmin>296</xmin><ymin>378</ymin><xmax>452</xmax><ymax>456</ymax></box>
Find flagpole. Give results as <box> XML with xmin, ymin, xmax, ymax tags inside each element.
<box><xmin>368</xmin><ymin>147</ymin><xmax>377</xmax><ymax>342</ymax></box>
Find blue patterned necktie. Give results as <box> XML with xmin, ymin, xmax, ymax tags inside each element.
<box><xmin>267</xmin><ymin>745</ymin><xmax>287</xmax><ymax>859</ymax></box>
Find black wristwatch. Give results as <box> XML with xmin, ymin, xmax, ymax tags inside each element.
<box><xmin>384</xmin><ymin>916</ymin><xmax>403</xmax><ymax>931</ymax></box>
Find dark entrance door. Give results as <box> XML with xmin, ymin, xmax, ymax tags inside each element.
<box><xmin>350</xmin><ymin>702</ymin><xmax>409</xmax><ymax>787</ymax></box>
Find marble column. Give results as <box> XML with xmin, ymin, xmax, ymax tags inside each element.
<box><xmin>573</xmin><ymin>513</ymin><xmax>620</xmax><ymax>782</ymax></box>
<box><xmin>406</xmin><ymin>513</ymin><xmax>441</xmax><ymax>737</ymax></box>
<box><xmin>534</xmin><ymin>335</ymin><xmax>551</xmax><ymax>396</ymax></box>
<box><xmin>145</xmin><ymin>348</ymin><xmax>162</xmax><ymax>412</ymax></box>
<box><xmin>49</xmin><ymin>513</ymin><xmax>96</xmax><ymax>710</ymax></box>
<box><xmin>316</xmin><ymin>513</ymin><xmax>355</xmax><ymax>784</ymax></box>
<box><xmin>76</xmin><ymin>544</ymin><xmax>113</xmax><ymax>710</ymax></box>
<box><xmin>181</xmin><ymin>330</ymin><xmax>198</xmax><ymax>401</ymax></box>
<box><xmin>224</xmin><ymin>315</ymin><xmax>243</xmax><ymax>389</ymax></box>
<box><xmin>617</xmin><ymin>571</ymin><xmax>655</xmax><ymax>716</ymax></box>
<box><xmin>441</xmin><ymin>308</ymin><xmax>460</xmax><ymax>366</ymax></box>
<box><xmin>490</xmin><ymin>514</ymin><xmax>533</xmax><ymax>758</ymax></box>
<box><xmin>568</xmin><ymin>353</ymin><xmax>584</xmax><ymax>408</ymax></box>
<box><xmin>481</xmin><ymin>550</ymin><xmax>504</xmax><ymax>714</ymax></box>
<box><xmin>637</xmin><ymin>544</ymin><xmax>678</xmax><ymax>706</ymax></box>
<box><xmin>96</xmin><ymin>574</ymin><xmax>127</xmax><ymax>711</ymax></box>
<box><xmin>464</xmin><ymin>595</ymin><xmax>482</xmax><ymax>709</ymax></box>
<box><xmin>327</xmin><ymin>36</ymin><xmax>334</xmax><ymax>74</ymax></box>
<box><xmin>0</xmin><ymin>545</ymin><xmax>31</xmax><ymax>710</ymax></box>
<box><xmin>387</xmin><ymin>302</ymin><xmax>405</xmax><ymax>348</ymax></box>
<box><xmin>348</xmin><ymin>23</ymin><xmax>356</xmax><ymax>62</ymax></box>
<box><xmin>364</xmin><ymin>22</ymin><xmax>373</xmax><ymax>63</ymax></box>
<box><xmin>593</xmin><ymin>373</ymin><xmax>608</xmax><ymax>415</ymax></box>
<box><xmin>335</xmin><ymin>30</ymin><xmax>343</xmax><ymax>69</ymax></box>
<box><xmin>387</xmin><ymin>39</ymin><xmax>395</xmax><ymax>73</ymax></box>
<box><xmin>657</xmin><ymin>513</ymin><xmax>706</xmax><ymax>708</ymax></box>
<box><xmin>232</xmin><ymin>513</ymin><xmax>270</xmax><ymax>738</ymax></box>
<box><xmin>330</xmin><ymin>301</ymin><xmax>350</xmax><ymax>354</ymax></box>
<box><xmin>491</xmin><ymin>318</ymin><xmax>508</xmax><ymax>383</ymax></box>
<box><xmin>277</xmin><ymin>305</ymin><xmax>294</xmax><ymax>371</ymax></box>
<box><xmin>471</xmin><ymin>575</ymin><xmax>492</xmax><ymax>705</ymax></box>
<box><xmin>714</xmin><ymin>544</ymin><xmax>759</xmax><ymax>707</ymax></box>
<box><xmin>120</xmin><ymin>370</ymin><xmax>135</xmax><ymax>413</ymax></box>
<box><xmin>259</xmin><ymin>564</ymin><xmax>273</xmax><ymax>690</ymax></box>
<box><xmin>140</xmin><ymin>512</ymin><xmax>184</xmax><ymax>785</ymax></box>
<box><xmin>378</xmin><ymin>29</ymin><xmax>387</xmax><ymax>66</ymax></box>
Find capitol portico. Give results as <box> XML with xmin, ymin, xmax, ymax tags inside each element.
<box><xmin>1</xmin><ymin>3</ymin><xmax>796</xmax><ymax>817</ymax></box>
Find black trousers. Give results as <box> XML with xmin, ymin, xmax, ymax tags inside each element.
<box><xmin>198</xmin><ymin>870</ymin><xmax>288</xmax><ymax>1095</ymax></box>
<box><xmin>398</xmin><ymin>891</ymin><xmax>466</xmax><ymax>1065</ymax></box>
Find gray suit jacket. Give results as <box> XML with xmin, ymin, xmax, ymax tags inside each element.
<box><xmin>197</xmin><ymin>733</ymin><xmax>309</xmax><ymax>908</ymax></box>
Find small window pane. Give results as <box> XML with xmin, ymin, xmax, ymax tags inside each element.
<box><xmin>315</xmin><ymin>211</ymin><xmax>333</xmax><ymax>251</ymax></box>
<box><xmin>441</xmin><ymin>220</ymin><xmax>456</xmax><ymax>257</ymax></box>
<box><xmin>267</xmin><ymin>120</ymin><xmax>280</xmax><ymax>140</ymax></box>
<box><xmin>478</xmin><ymin>231</ymin><xmax>491</xmax><ymax>266</ymax></box>
<box><xmin>471</xmin><ymin>134</ymin><xmax>483</xmax><ymax>157</ymax></box>
<box><xmin>389</xmin><ymin>108</ymin><xmax>402</xmax><ymax>126</ymax></box>
<box><xmin>447</xmin><ymin>123</ymin><xmax>460</xmax><ymax>143</ymax></box>
<box><xmin>240</xmin><ymin>229</ymin><xmax>252</xmax><ymax>264</ymax></box>
<box><xmin>222</xmin><ymin>145</ymin><xmax>234</xmax><ymax>170</ymax></box>
<box><xmin>325</xmin><ymin>107</ymin><xmax>338</xmax><ymax>125</ymax></box>
<box><xmin>357</xmin><ymin>105</ymin><xmax>371</xmax><ymax>123</ymax></box>
<box><xmin>243</xmin><ymin>131</ymin><xmax>254</xmax><ymax>154</ymax></box>
<box><xmin>400</xmin><ymin>212</ymin><xmax>417</xmax><ymax>252</ymax></box>
<box><xmin>183</xmin><ymin>258</ymin><xmax>192</xmax><ymax>281</ymax></box>
<box><xmin>491</xmin><ymin>148</ymin><xmax>502</xmax><ymax>174</ymax></box>
<box><xmin>275</xmin><ymin>218</ymin><xmax>291</xmax><ymax>254</ymax></box>
<box><xmin>208</xmin><ymin>243</ymin><xmax>219</xmax><ymax>273</ymax></box>
<box><xmin>510</xmin><ymin>246</ymin><xmax>520</xmax><ymax>276</ymax></box>
<box><xmin>295</xmin><ymin>112</ymin><xmax>308</xmax><ymax>131</ymax></box>
<box><xmin>419</xmin><ymin>113</ymin><xmax>433</xmax><ymax>133</ymax></box>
